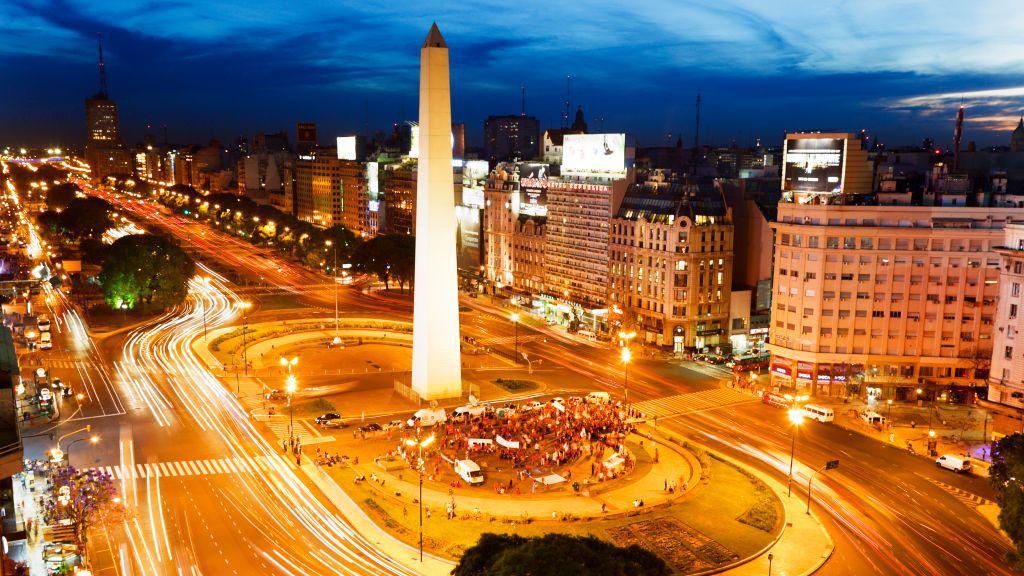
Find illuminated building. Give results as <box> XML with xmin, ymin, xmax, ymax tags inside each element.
<box><xmin>484</xmin><ymin>114</ymin><xmax>540</xmax><ymax>163</ymax></box>
<box><xmin>381</xmin><ymin>161</ymin><xmax>417</xmax><ymax>235</ymax></box>
<box><xmin>83</xmin><ymin>36</ymin><xmax>132</xmax><ymax>179</ymax></box>
<box><xmin>609</xmin><ymin>174</ymin><xmax>733</xmax><ymax>350</ymax></box>
<box><xmin>483</xmin><ymin>163</ymin><xmax>547</xmax><ymax>293</ymax></box>
<box><xmin>295</xmin><ymin>150</ymin><xmax>367</xmax><ymax>233</ymax></box>
<box><xmin>297</xmin><ymin>122</ymin><xmax>317</xmax><ymax>154</ymax></box>
<box><xmin>411</xmin><ymin>23</ymin><xmax>462</xmax><ymax>400</ymax></box>
<box><xmin>989</xmin><ymin>224</ymin><xmax>1024</xmax><ymax>409</ymax></box>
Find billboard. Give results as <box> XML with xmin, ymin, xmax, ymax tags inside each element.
<box><xmin>562</xmin><ymin>133</ymin><xmax>626</xmax><ymax>174</ymax></box>
<box><xmin>455</xmin><ymin>205</ymin><xmax>482</xmax><ymax>271</ymax></box>
<box><xmin>337</xmin><ymin>136</ymin><xmax>358</xmax><ymax>160</ymax></box>
<box><xmin>783</xmin><ymin>138</ymin><xmax>844</xmax><ymax>193</ymax></box>
<box><xmin>461</xmin><ymin>160</ymin><xmax>489</xmax><ymax>208</ymax></box>
<box><xmin>516</xmin><ymin>163</ymin><xmax>554</xmax><ymax>217</ymax></box>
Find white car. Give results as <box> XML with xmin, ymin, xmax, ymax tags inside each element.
<box><xmin>523</xmin><ymin>401</ymin><xmax>543</xmax><ymax>411</ymax></box>
<box><xmin>549</xmin><ymin>397</ymin><xmax>565</xmax><ymax>406</ymax></box>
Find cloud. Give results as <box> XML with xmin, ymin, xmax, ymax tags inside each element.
<box><xmin>888</xmin><ymin>85</ymin><xmax>1024</xmax><ymax>131</ymax></box>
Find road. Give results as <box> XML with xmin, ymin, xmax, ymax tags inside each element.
<box><xmin>78</xmin><ymin>178</ymin><xmax>1018</xmax><ymax>575</ymax></box>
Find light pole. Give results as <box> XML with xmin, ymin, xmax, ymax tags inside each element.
<box><xmin>621</xmin><ymin>347</ymin><xmax>632</xmax><ymax>405</ymax></box>
<box><xmin>64</xmin><ymin>435</ymin><xmax>99</xmax><ymax>467</ymax></box>
<box><xmin>285</xmin><ymin>374</ymin><xmax>297</xmax><ymax>453</ymax></box>
<box><xmin>405</xmin><ymin>432</ymin><xmax>435</xmax><ymax>562</ymax></box>
<box><xmin>327</xmin><ymin>240</ymin><xmax>341</xmax><ymax>346</ymax></box>
<box><xmin>787</xmin><ymin>408</ymin><xmax>804</xmax><ymax>497</ymax></box>
<box><xmin>236</xmin><ymin>301</ymin><xmax>252</xmax><ymax>374</ymax></box>
<box><xmin>510</xmin><ymin>313</ymin><xmax>520</xmax><ymax>363</ymax></box>
<box><xmin>279</xmin><ymin>356</ymin><xmax>298</xmax><ymax>375</ymax></box>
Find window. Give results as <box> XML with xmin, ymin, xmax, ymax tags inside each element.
<box><xmin>1014</xmin><ymin>283</ymin><xmax>1021</xmax><ymax>298</ymax></box>
<box><xmin>872</xmin><ymin>310</ymin><xmax>884</xmax><ymax>318</ymax></box>
<box><xmin>1012</xmin><ymin>304</ymin><xmax>1019</xmax><ymax>320</ymax></box>
<box><xmin>827</xmin><ymin>237</ymin><xmax>839</xmax><ymax>249</ymax></box>
<box><xmin>808</xmin><ymin>236</ymin><xmax>819</xmax><ymax>248</ymax></box>
<box><xmin>861</xmin><ymin>238</ymin><xmax>873</xmax><ymax>249</ymax></box>
<box><xmin>1006</xmin><ymin>346</ymin><xmax>1014</xmax><ymax>360</ymax></box>
<box><xmin>890</xmin><ymin>311</ymin><xmax>902</xmax><ymax>318</ymax></box>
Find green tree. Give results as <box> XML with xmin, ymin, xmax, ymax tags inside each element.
<box><xmin>44</xmin><ymin>182</ymin><xmax>81</xmax><ymax>211</ymax></box>
<box><xmin>59</xmin><ymin>197</ymin><xmax>113</xmax><ymax>240</ymax></box>
<box><xmin>100</xmin><ymin>234</ymin><xmax>196</xmax><ymax>310</ymax></box>
<box><xmin>990</xmin><ymin>433</ymin><xmax>1024</xmax><ymax>568</ymax></box>
<box><xmin>454</xmin><ymin>533</ymin><xmax>669</xmax><ymax>576</ymax></box>
<box><xmin>43</xmin><ymin>465</ymin><xmax>123</xmax><ymax>552</ymax></box>
<box><xmin>36</xmin><ymin>210</ymin><xmax>64</xmax><ymax>239</ymax></box>
<box><xmin>351</xmin><ymin>233</ymin><xmax>415</xmax><ymax>291</ymax></box>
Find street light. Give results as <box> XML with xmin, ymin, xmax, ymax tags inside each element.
<box><xmin>236</xmin><ymin>301</ymin><xmax>252</xmax><ymax>374</ymax></box>
<box><xmin>326</xmin><ymin>240</ymin><xmax>341</xmax><ymax>346</ymax></box>
<box><xmin>279</xmin><ymin>356</ymin><xmax>298</xmax><ymax>374</ymax></box>
<box><xmin>405</xmin><ymin>432</ymin><xmax>436</xmax><ymax>562</ymax></box>
<box><xmin>621</xmin><ymin>347</ymin><xmax>632</xmax><ymax>404</ymax></box>
<box><xmin>787</xmin><ymin>408</ymin><xmax>804</xmax><ymax>496</ymax></box>
<box><xmin>510</xmin><ymin>313</ymin><xmax>520</xmax><ymax>363</ymax></box>
<box><xmin>64</xmin><ymin>435</ymin><xmax>99</xmax><ymax>466</ymax></box>
<box><xmin>285</xmin><ymin>374</ymin><xmax>298</xmax><ymax>452</ymax></box>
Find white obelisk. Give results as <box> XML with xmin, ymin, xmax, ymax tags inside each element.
<box><xmin>411</xmin><ymin>23</ymin><xmax>462</xmax><ymax>400</ymax></box>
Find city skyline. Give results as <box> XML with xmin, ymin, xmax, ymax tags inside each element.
<box><xmin>2</xmin><ymin>0</ymin><xmax>1023</xmax><ymax>148</ymax></box>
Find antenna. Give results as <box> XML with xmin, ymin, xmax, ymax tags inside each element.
<box><xmin>520</xmin><ymin>84</ymin><xmax>525</xmax><ymax>116</ymax></box>
<box><xmin>694</xmin><ymin>93</ymin><xmax>702</xmax><ymax>150</ymax></box>
<box><xmin>96</xmin><ymin>33</ymin><xmax>108</xmax><ymax>96</ymax></box>
<box><xmin>954</xmin><ymin>99</ymin><xmax>964</xmax><ymax>171</ymax></box>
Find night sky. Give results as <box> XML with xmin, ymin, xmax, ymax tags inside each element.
<box><xmin>2</xmin><ymin>0</ymin><xmax>1023</xmax><ymax>150</ymax></box>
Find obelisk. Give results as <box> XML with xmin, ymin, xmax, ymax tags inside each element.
<box><xmin>411</xmin><ymin>23</ymin><xmax>462</xmax><ymax>400</ymax></box>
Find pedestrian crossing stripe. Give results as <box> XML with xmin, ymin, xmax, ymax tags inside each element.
<box><xmin>87</xmin><ymin>456</ymin><xmax>287</xmax><ymax>480</ymax></box>
<box><xmin>925</xmin><ymin>477</ymin><xmax>995</xmax><ymax>509</ymax></box>
<box><xmin>263</xmin><ymin>420</ymin><xmax>336</xmax><ymax>445</ymax></box>
<box><xmin>631</xmin><ymin>388</ymin><xmax>757</xmax><ymax>418</ymax></box>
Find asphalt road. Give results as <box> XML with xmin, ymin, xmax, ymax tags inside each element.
<box><xmin>74</xmin><ymin>180</ymin><xmax>1019</xmax><ymax>575</ymax></box>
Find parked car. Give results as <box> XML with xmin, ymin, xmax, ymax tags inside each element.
<box><xmin>762</xmin><ymin>393</ymin><xmax>790</xmax><ymax>409</ymax></box>
<box><xmin>585</xmin><ymin>391</ymin><xmax>610</xmax><ymax>404</ymax></box>
<box><xmin>935</xmin><ymin>454</ymin><xmax>972</xmax><ymax>473</ymax></box>
<box><xmin>383</xmin><ymin>419</ymin><xmax>405</xmax><ymax>431</ymax></box>
<box><xmin>315</xmin><ymin>413</ymin><xmax>344</xmax><ymax>428</ymax></box>
<box><xmin>265</xmin><ymin>389</ymin><xmax>286</xmax><ymax>401</ymax></box>
<box><xmin>549</xmin><ymin>397</ymin><xmax>565</xmax><ymax>406</ymax></box>
<box><xmin>801</xmin><ymin>404</ymin><xmax>835</xmax><ymax>423</ymax></box>
<box><xmin>406</xmin><ymin>408</ymin><xmax>447</xmax><ymax>427</ymax></box>
<box><xmin>523</xmin><ymin>400</ymin><xmax>544</xmax><ymax>411</ymax></box>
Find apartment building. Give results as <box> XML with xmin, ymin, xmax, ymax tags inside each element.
<box><xmin>989</xmin><ymin>224</ymin><xmax>1024</xmax><ymax>410</ymax></box>
<box><xmin>295</xmin><ymin>153</ymin><xmax>367</xmax><ymax>233</ymax></box>
<box><xmin>483</xmin><ymin>167</ymin><xmax>547</xmax><ymax>293</ymax></box>
<box><xmin>767</xmin><ymin>203</ymin><xmax>1019</xmax><ymax>402</ymax></box>
<box><xmin>608</xmin><ymin>177</ymin><xmax>733</xmax><ymax>350</ymax></box>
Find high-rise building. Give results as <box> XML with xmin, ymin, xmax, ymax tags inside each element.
<box><xmin>483</xmin><ymin>163</ymin><xmax>547</xmax><ymax>293</ymax></box>
<box><xmin>83</xmin><ymin>37</ymin><xmax>131</xmax><ymax>180</ymax></box>
<box><xmin>297</xmin><ymin>122</ymin><xmax>317</xmax><ymax>154</ymax></box>
<box><xmin>295</xmin><ymin>150</ymin><xmax>367</xmax><ymax>233</ymax></box>
<box><xmin>484</xmin><ymin>114</ymin><xmax>540</xmax><ymax>163</ymax></box>
<box><xmin>989</xmin><ymin>224</ymin><xmax>1024</xmax><ymax>410</ymax></box>
<box><xmin>609</xmin><ymin>174</ymin><xmax>733</xmax><ymax>350</ymax></box>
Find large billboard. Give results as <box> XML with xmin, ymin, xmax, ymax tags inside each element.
<box><xmin>783</xmin><ymin>138</ymin><xmax>844</xmax><ymax>193</ymax></box>
<box><xmin>562</xmin><ymin>133</ymin><xmax>626</xmax><ymax>174</ymax></box>
<box><xmin>337</xmin><ymin>136</ymin><xmax>358</xmax><ymax>161</ymax></box>
<box><xmin>517</xmin><ymin>163</ymin><xmax>554</xmax><ymax>217</ymax></box>
<box><xmin>461</xmin><ymin>160</ymin><xmax>489</xmax><ymax>208</ymax></box>
<box><xmin>455</xmin><ymin>205</ymin><xmax>482</xmax><ymax>271</ymax></box>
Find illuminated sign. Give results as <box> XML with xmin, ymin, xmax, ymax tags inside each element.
<box><xmin>562</xmin><ymin>133</ymin><xmax>626</xmax><ymax>174</ymax></box>
<box><xmin>366</xmin><ymin>162</ymin><xmax>379</xmax><ymax>195</ymax></box>
<box><xmin>337</xmin><ymin>136</ymin><xmax>358</xmax><ymax>160</ymax></box>
<box><xmin>783</xmin><ymin>138</ymin><xmax>845</xmax><ymax>193</ymax></box>
<box><xmin>517</xmin><ymin>163</ymin><xmax>554</xmax><ymax>217</ymax></box>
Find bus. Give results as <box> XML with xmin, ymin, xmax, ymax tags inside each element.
<box><xmin>731</xmin><ymin>352</ymin><xmax>770</xmax><ymax>374</ymax></box>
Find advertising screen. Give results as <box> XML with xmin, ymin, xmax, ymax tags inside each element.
<box><xmin>561</xmin><ymin>133</ymin><xmax>626</xmax><ymax>174</ymax></box>
<box><xmin>337</xmin><ymin>136</ymin><xmax>358</xmax><ymax>160</ymax></box>
<box><xmin>783</xmin><ymin>138</ymin><xmax>844</xmax><ymax>193</ymax></box>
<box><xmin>455</xmin><ymin>205</ymin><xmax>482</xmax><ymax>271</ymax></box>
<box><xmin>461</xmin><ymin>160</ymin><xmax>489</xmax><ymax>208</ymax></box>
<box><xmin>517</xmin><ymin>163</ymin><xmax>552</xmax><ymax>217</ymax></box>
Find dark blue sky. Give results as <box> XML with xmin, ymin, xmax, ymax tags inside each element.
<box><xmin>2</xmin><ymin>0</ymin><xmax>1022</xmax><ymax>149</ymax></box>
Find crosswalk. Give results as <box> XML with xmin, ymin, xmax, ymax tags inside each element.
<box><xmin>89</xmin><ymin>456</ymin><xmax>284</xmax><ymax>480</ymax></box>
<box><xmin>632</xmin><ymin>388</ymin><xmax>757</xmax><ymax>419</ymax></box>
<box><xmin>925</xmin><ymin>477</ymin><xmax>995</xmax><ymax>509</ymax></box>
<box><xmin>682</xmin><ymin>361</ymin><xmax>734</xmax><ymax>379</ymax></box>
<box><xmin>264</xmin><ymin>419</ymin><xmax>335</xmax><ymax>446</ymax></box>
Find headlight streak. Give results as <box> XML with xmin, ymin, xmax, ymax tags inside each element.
<box><xmin>116</xmin><ymin>263</ymin><xmax>419</xmax><ymax>575</ymax></box>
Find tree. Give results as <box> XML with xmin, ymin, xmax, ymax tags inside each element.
<box><xmin>454</xmin><ymin>533</ymin><xmax>669</xmax><ymax>576</ymax></box>
<box><xmin>351</xmin><ymin>234</ymin><xmax>415</xmax><ymax>291</ymax></box>
<box><xmin>36</xmin><ymin>210</ymin><xmax>64</xmax><ymax>238</ymax></box>
<box><xmin>43</xmin><ymin>466</ymin><xmax>123</xmax><ymax>553</ymax></box>
<box><xmin>59</xmin><ymin>197</ymin><xmax>113</xmax><ymax>240</ymax></box>
<box><xmin>44</xmin><ymin>182</ymin><xmax>81</xmax><ymax>211</ymax></box>
<box><xmin>990</xmin><ymin>433</ymin><xmax>1024</xmax><ymax>568</ymax></box>
<box><xmin>100</xmin><ymin>234</ymin><xmax>196</xmax><ymax>310</ymax></box>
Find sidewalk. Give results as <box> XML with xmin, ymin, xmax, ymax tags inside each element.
<box><xmin>649</xmin><ymin>426</ymin><xmax>834</xmax><ymax>576</ymax></box>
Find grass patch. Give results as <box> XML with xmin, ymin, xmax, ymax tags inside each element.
<box><xmin>292</xmin><ymin>398</ymin><xmax>337</xmax><ymax>416</ymax></box>
<box><xmin>493</xmin><ymin>378</ymin><xmax>538</xmax><ymax>393</ymax></box>
<box><xmin>736</xmin><ymin>483</ymin><xmax>778</xmax><ymax>532</ymax></box>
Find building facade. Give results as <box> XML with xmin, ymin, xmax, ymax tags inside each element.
<box><xmin>484</xmin><ymin>115</ymin><xmax>540</xmax><ymax>163</ymax></box>
<box><xmin>483</xmin><ymin>167</ymin><xmax>546</xmax><ymax>293</ymax></box>
<box><xmin>608</xmin><ymin>177</ymin><xmax>733</xmax><ymax>350</ymax></box>
<box><xmin>767</xmin><ymin>203</ymin><xmax>1015</xmax><ymax>402</ymax></box>
<box><xmin>989</xmin><ymin>224</ymin><xmax>1024</xmax><ymax>409</ymax></box>
<box><xmin>295</xmin><ymin>153</ymin><xmax>367</xmax><ymax>232</ymax></box>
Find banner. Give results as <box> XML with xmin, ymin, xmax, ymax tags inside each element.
<box><xmin>495</xmin><ymin>435</ymin><xmax>520</xmax><ymax>449</ymax></box>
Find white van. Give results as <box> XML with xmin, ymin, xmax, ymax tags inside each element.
<box><xmin>407</xmin><ymin>408</ymin><xmax>447</xmax><ymax>428</ymax></box>
<box><xmin>935</xmin><ymin>454</ymin><xmax>972</xmax><ymax>473</ymax></box>
<box><xmin>586</xmin><ymin>391</ymin><xmax>611</xmax><ymax>405</ymax></box>
<box><xmin>801</xmin><ymin>404</ymin><xmax>834</xmax><ymax>423</ymax></box>
<box><xmin>454</xmin><ymin>404</ymin><xmax>486</xmax><ymax>419</ymax></box>
<box><xmin>859</xmin><ymin>411</ymin><xmax>886</xmax><ymax>425</ymax></box>
<box><xmin>454</xmin><ymin>459</ymin><xmax>484</xmax><ymax>485</ymax></box>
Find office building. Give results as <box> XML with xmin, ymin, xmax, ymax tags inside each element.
<box><xmin>484</xmin><ymin>114</ymin><xmax>540</xmax><ymax>163</ymax></box>
<box><xmin>83</xmin><ymin>38</ymin><xmax>132</xmax><ymax>179</ymax></box>
<box><xmin>989</xmin><ymin>224</ymin><xmax>1024</xmax><ymax>410</ymax></box>
<box><xmin>295</xmin><ymin>150</ymin><xmax>367</xmax><ymax>233</ymax></box>
<box><xmin>483</xmin><ymin>163</ymin><xmax>547</xmax><ymax>293</ymax></box>
<box><xmin>609</xmin><ymin>174</ymin><xmax>733</xmax><ymax>350</ymax></box>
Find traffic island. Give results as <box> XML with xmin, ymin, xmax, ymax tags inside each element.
<box><xmin>319</xmin><ymin>423</ymin><xmax>783</xmax><ymax>574</ymax></box>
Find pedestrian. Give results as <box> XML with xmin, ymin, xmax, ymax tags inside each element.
<box><xmin>282</xmin><ymin>439</ymin><xmax>287</xmax><ymax>453</ymax></box>
<box><xmin>664</xmin><ymin>479</ymin><xmax>668</xmax><ymax>492</ymax></box>
<box><xmin>295</xmin><ymin>454</ymin><xmax>301</xmax><ymax>466</ymax></box>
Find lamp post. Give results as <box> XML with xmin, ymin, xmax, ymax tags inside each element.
<box><xmin>621</xmin><ymin>347</ymin><xmax>632</xmax><ymax>405</ymax></box>
<box><xmin>285</xmin><ymin>374</ymin><xmax>297</xmax><ymax>452</ymax></box>
<box><xmin>510</xmin><ymin>313</ymin><xmax>520</xmax><ymax>363</ymax></box>
<box><xmin>64</xmin><ymin>435</ymin><xmax>99</xmax><ymax>467</ymax></box>
<box><xmin>787</xmin><ymin>408</ymin><xmax>804</xmax><ymax>496</ymax></box>
<box><xmin>326</xmin><ymin>240</ymin><xmax>341</xmax><ymax>346</ymax></box>
<box><xmin>405</xmin><ymin>432</ymin><xmax>436</xmax><ymax>563</ymax></box>
<box><xmin>236</xmin><ymin>301</ymin><xmax>252</xmax><ymax>374</ymax></box>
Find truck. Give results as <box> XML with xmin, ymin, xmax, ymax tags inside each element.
<box><xmin>407</xmin><ymin>408</ymin><xmax>447</xmax><ymax>428</ymax></box>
